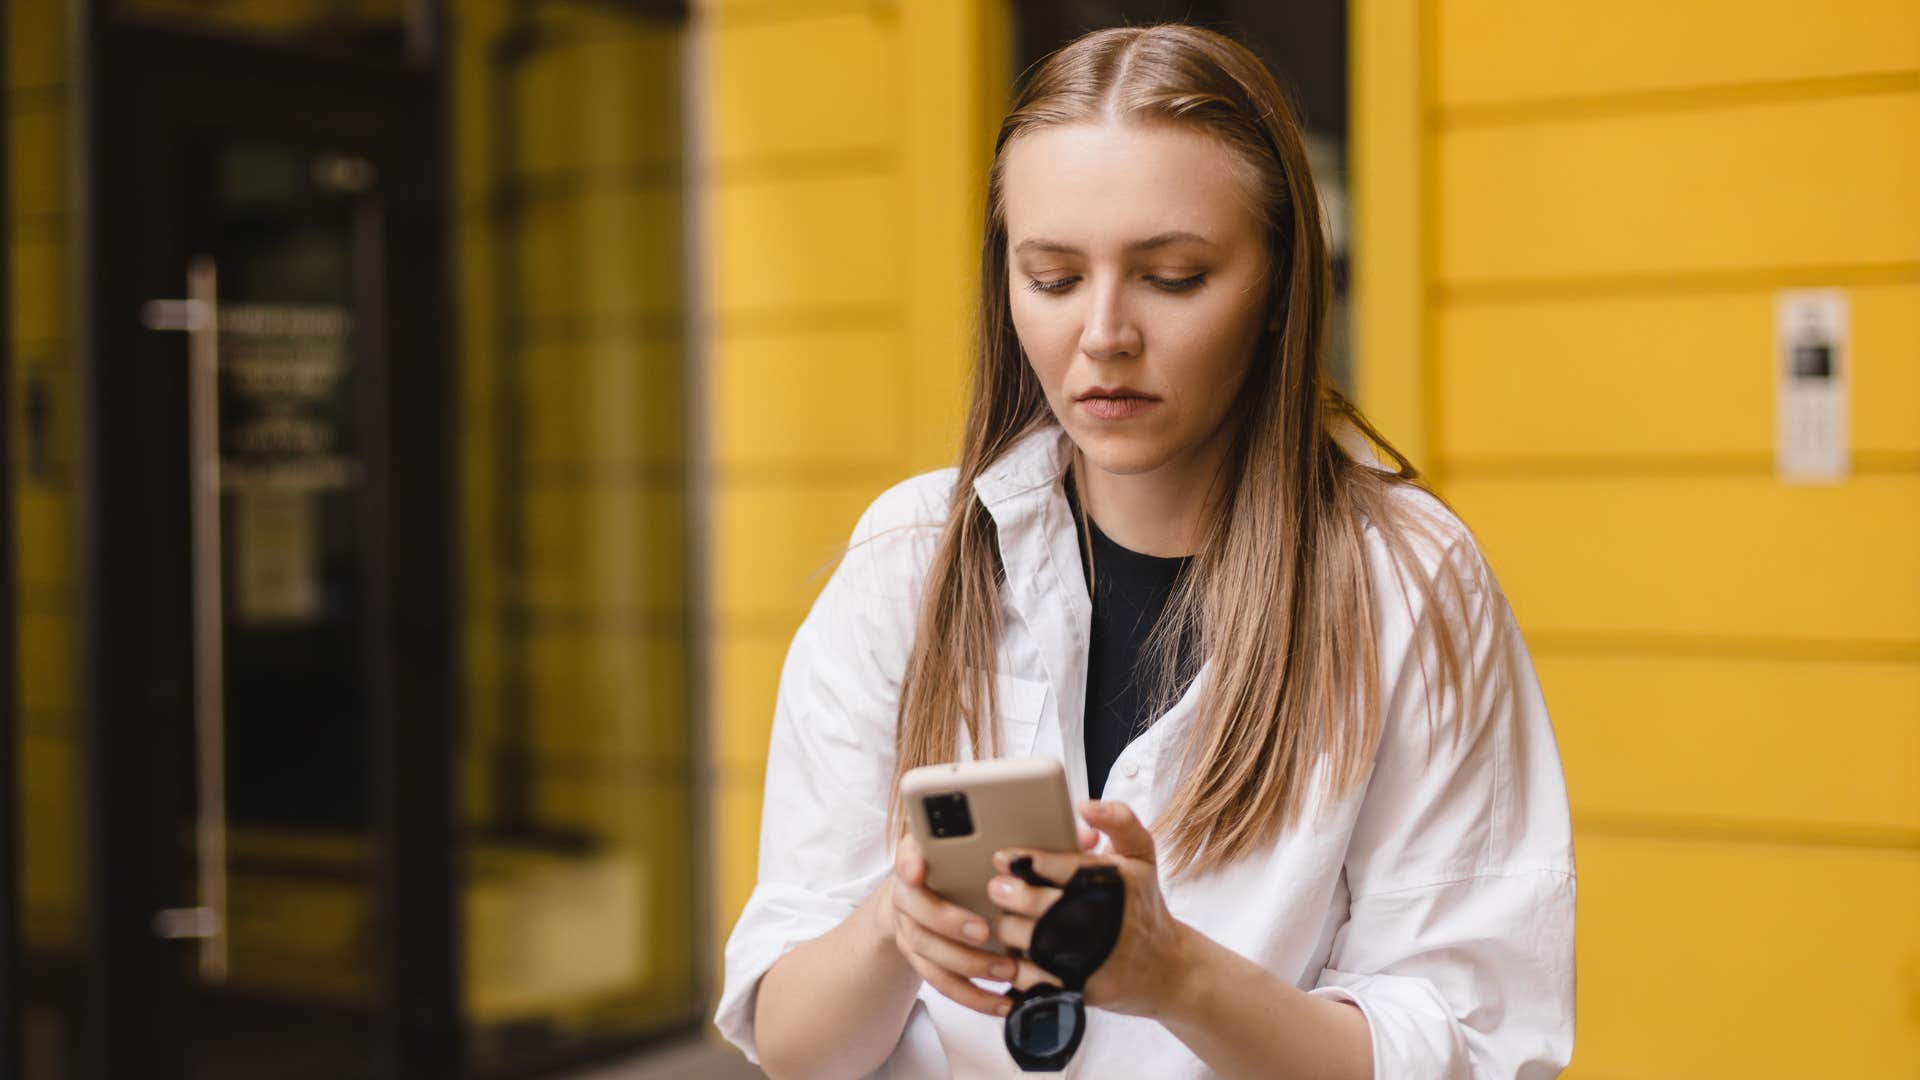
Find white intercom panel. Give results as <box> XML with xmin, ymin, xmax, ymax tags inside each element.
<box><xmin>1774</xmin><ymin>289</ymin><xmax>1850</xmax><ymax>483</ymax></box>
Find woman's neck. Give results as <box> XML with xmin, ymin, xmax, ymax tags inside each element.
<box><xmin>1072</xmin><ymin>421</ymin><xmax>1237</xmax><ymax>558</ymax></box>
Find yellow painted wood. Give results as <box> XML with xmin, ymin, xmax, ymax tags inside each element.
<box><xmin>714</xmin><ymin>631</ymin><xmax>790</xmax><ymax>772</ymax></box>
<box><xmin>1438</xmin><ymin>92</ymin><xmax>1920</xmax><ymax>284</ymax></box>
<box><xmin>1448</xmin><ymin>475</ymin><xmax>1920</xmax><ymax>644</ymax></box>
<box><xmin>901</xmin><ymin>0</ymin><xmax>994</xmax><ymax>473</ymax></box>
<box><xmin>446</xmin><ymin>0</ymin><xmax>508</xmax><ymax>216</ymax></box>
<box><xmin>519</xmin><ymin>485</ymin><xmax>688</xmax><ymax>616</ymax></box>
<box><xmin>5</xmin><ymin>0</ymin><xmax>67</xmax><ymax>92</ymax></box>
<box><xmin>1437</xmin><ymin>282</ymin><xmax>1920</xmax><ymax>461</ymax></box>
<box><xmin>523</xmin><ymin>633</ymin><xmax>689</xmax><ymax>759</ymax></box>
<box><xmin>1572</xmin><ymin>835</ymin><xmax>1920</xmax><ymax>1077</ymax></box>
<box><xmin>20</xmin><ymin>733</ymin><xmax>82</xmax><ymax>952</ymax></box>
<box><xmin>518</xmin><ymin>338</ymin><xmax>685</xmax><ymax>471</ymax></box>
<box><xmin>712</xmin><ymin>10</ymin><xmax>898</xmax><ymax>164</ymax></box>
<box><xmin>7</xmin><ymin>99</ymin><xmax>67</xmax><ymax>222</ymax></box>
<box><xmin>711</xmin><ymin>481</ymin><xmax>882</xmax><ymax>621</ymax></box>
<box><xmin>709</xmin><ymin>170</ymin><xmax>901</xmax><ymax>316</ymax></box>
<box><xmin>713</xmin><ymin>327</ymin><xmax>906</xmax><ymax>467</ymax></box>
<box><xmin>17</xmin><ymin>609</ymin><xmax>76</xmax><ymax>715</ymax></box>
<box><xmin>1350</xmin><ymin>0</ymin><xmax>1429</xmax><ymax>466</ymax></box>
<box><xmin>1542</xmin><ymin>654</ymin><xmax>1920</xmax><ymax>832</ymax></box>
<box><xmin>516</xmin><ymin>187</ymin><xmax>686</xmax><ymax>323</ymax></box>
<box><xmin>716</xmin><ymin>777</ymin><xmax>766</xmax><ymax>956</ymax></box>
<box><xmin>513</xmin><ymin>23</ymin><xmax>683</xmax><ymax>179</ymax></box>
<box><xmin>10</xmin><ymin>238</ymin><xmax>68</xmax><ymax>344</ymax></box>
<box><xmin>1436</xmin><ymin>0</ymin><xmax>1920</xmax><ymax>109</ymax></box>
<box><xmin>13</xmin><ymin>484</ymin><xmax>76</xmax><ymax>596</ymax></box>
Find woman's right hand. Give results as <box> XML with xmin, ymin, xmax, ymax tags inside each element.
<box><xmin>880</xmin><ymin>826</ymin><xmax>1100</xmax><ymax>1019</ymax></box>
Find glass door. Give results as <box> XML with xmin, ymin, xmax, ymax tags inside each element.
<box><xmin>90</xmin><ymin>29</ymin><xmax>454</xmax><ymax>1080</ymax></box>
<box><xmin>144</xmin><ymin>136</ymin><xmax>382</xmax><ymax>1079</ymax></box>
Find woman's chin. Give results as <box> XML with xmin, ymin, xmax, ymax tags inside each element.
<box><xmin>1068</xmin><ymin>430</ymin><xmax>1182</xmax><ymax>477</ymax></box>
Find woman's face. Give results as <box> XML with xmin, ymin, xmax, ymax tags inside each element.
<box><xmin>1002</xmin><ymin>119</ymin><xmax>1274</xmax><ymax>478</ymax></box>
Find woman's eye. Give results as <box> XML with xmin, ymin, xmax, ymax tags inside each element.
<box><xmin>1149</xmin><ymin>273</ymin><xmax>1206</xmax><ymax>292</ymax></box>
<box><xmin>1023</xmin><ymin>273</ymin><xmax>1206</xmax><ymax>295</ymax></box>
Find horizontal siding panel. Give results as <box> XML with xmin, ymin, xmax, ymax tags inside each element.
<box><xmin>1437</xmin><ymin>282</ymin><xmax>1920</xmax><ymax>460</ymax></box>
<box><xmin>13</xmin><ymin>485</ymin><xmax>77</xmax><ymax>595</ymax></box>
<box><xmin>1542</xmin><ymin>653</ymin><xmax>1920</xmax><ymax>832</ymax></box>
<box><xmin>17</xmin><ymin>609</ymin><xmax>77</xmax><ymax>715</ymax></box>
<box><xmin>10</xmin><ymin>238</ymin><xmax>67</xmax><ymax>344</ymax></box>
<box><xmin>713</xmin><ymin>326</ymin><xmax>905</xmax><ymax>467</ymax></box>
<box><xmin>516</xmin><ymin>187</ymin><xmax>686</xmax><ymax>323</ymax></box>
<box><xmin>518</xmin><ymin>485</ymin><xmax>688</xmax><ymax>617</ymax></box>
<box><xmin>711</xmin><ymin>170</ymin><xmax>900</xmax><ymax>314</ymax></box>
<box><xmin>715</xmin><ymin>777</ymin><xmax>765</xmax><ymax>950</ymax></box>
<box><xmin>1572</xmin><ymin>835</ymin><xmax>1920</xmax><ymax>1077</ymax></box>
<box><xmin>713</xmin><ymin>631</ymin><xmax>789</xmax><ymax>772</ymax></box>
<box><xmin>1447</xmin><ymin>474</ymin><xmax>1920</xmax><ymax>643</ymax></box>
<box><xmin>712</xmin><ymin>11</ymin><xmax>897</xmax><ymax>163</ymax></box>
<box><xmin>7</xmin><ymin>98</ymin><xmax>67</xmax><ymax>221</ymax></box>
<box><xmin>711</xmin><ymin>480</ymin><xmax>883</xmax><ymax>620</ymax></box>
<box><xmin>5</xmin><ymin>0</ymin><xmax>67</xmax><ymax>92</ymax></box>
<box><xmin>522</xmin><ymin>631</ymin><xmax>688</xmax><ymax>759</ymax></box>
<box><xmin>1437</xmin><ymin>92</ymin><xmax>1920</xmax><ymax>284</ymax></box>
<box><xmin>518</xmin><ymin>338</ymin><xmax>685</xmax><ymax>472</ymax></box>
<box><xmin>1436</xmin><ymin>0</ymin><xmax>1920</xmax><ymax>109</ymax></box>
<box><xmin>21</xmin><ymin>733</ymin><xmax>83</xmax><ymax>953</ymax></box>
<box><xmin>513</xmin><ymin>29</ymin><xmax>683</xmax><ymax>179</ymax></box>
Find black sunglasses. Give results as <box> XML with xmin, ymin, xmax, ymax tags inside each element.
<box><xmin>1000</xmin><ymin>859</ymin><xmax>1126</xmax><ymax>1072</ymax></box>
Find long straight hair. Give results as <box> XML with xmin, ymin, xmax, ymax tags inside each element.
<box><xmin>887</xmin><ymin>24</ymin><xmax>1490</xmax><ymax>880</ymax></box>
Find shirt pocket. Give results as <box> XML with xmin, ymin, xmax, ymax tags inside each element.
<box><xmin>957</xmin><ymin>670</ymin><xmax>1049</xmax><ymax>761</ymax></box>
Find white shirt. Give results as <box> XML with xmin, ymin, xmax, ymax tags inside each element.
<box><xmin>715</xmin><ymin>422</ymin><xmax>1576</xmax><ymax>1078</ymax></box>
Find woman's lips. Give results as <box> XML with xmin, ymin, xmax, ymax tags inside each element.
<box><xmin>1077</xmin><ymin>395</ymin><xmax>1160</xmax><ymax>420</ymax></box>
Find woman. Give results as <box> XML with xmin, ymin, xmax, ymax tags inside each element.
<box><xmin>717</xmin><ymin>23</ymin><xmax>1575</xmax><ymax>1079</ymax></box>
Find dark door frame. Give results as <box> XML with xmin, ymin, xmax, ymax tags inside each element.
<box><xmin>81</xmin><ymin>9</ymin><xmax>456</xmax><ymax>1079</ymax></box>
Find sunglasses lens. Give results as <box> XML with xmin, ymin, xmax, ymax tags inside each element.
<box><xmin>1012</xmin><ymin>996</ymin><xmax>1077</xmax><ymax>1057</ymax></box>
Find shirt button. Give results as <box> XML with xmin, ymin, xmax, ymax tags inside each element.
<box><xmin>1122</xmin><ymin>763</ymin><xmax>1140</xmax><ymax>779</ymax></box>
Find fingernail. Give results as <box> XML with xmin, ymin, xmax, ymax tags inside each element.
<box><xmin>963</xmin><ymin>920</ymin><xmax>989</xmax><ymax>943</ymax></box>
<box><xmin>990</xmin><ymin>878</ymin><xmax>1012</xmax><ymax>897</ymax></box>
<box><xmin>991</xmin><ymin>961</ymin><xmax>1015</xmax><ymax>979</ymax></box>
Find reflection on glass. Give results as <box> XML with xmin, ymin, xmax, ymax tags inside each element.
<box><xmin>452</xmin><ymin>0</ymin><xmax>699</xmax><ymax>1067</ymax></box>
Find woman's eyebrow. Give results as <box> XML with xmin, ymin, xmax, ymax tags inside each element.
<box><xmin>1013</xmin><ymin>230</ymin><xmax>1217</xmax><ymax>255</ymax></box>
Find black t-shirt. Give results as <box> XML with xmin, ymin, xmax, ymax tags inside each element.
<box><xmin>1064</xmin><ymin>473</ymin><xmax>1199</xmax><ymax>799</ymax></box>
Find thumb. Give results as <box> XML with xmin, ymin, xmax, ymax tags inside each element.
<box><xmin>1082</xmin><ymin>800</ymin><xmax>1156</xmax><ymax>861</ymax></box>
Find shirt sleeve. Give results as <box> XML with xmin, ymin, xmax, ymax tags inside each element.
<box><xmin>711</xmin><ymin>479</ymin><xmax>945</xmax><ymax>1066</ymax></box>
<box><xmin>1306</xmin><ymin>527</ymin><xmax>1577</xmax><ymax>1079</ymax></box>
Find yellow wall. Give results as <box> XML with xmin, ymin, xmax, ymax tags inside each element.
<box><xmin>697</xmin><ymin>0</ymin><xmax>1007</xmax><ymax>987</ymax></box>
<box><xmin>7</xmin><ymin>0</ymin><xmax>86</xmax><ymax>958</ymax></box>
<box><xmin>1354</xmin><ymin>2</ymin><xmax>1920</xmax><ymax>1075</ymax></box>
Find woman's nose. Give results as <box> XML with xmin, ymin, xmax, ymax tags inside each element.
<box><xmin>1077</xmin><ymin>279</ymin><xmax>1142</xmax><ymax>361</ymax></box>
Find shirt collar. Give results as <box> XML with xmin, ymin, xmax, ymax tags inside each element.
<box><xmin>971</xmin><ymin>422</ymin><xmax>1073</xmax><ymax>511</ymax></box>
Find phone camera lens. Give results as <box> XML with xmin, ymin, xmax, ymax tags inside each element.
<box><xmin>924</xmin><ymin>793</ymin><xmax>973</xmax><ymax>839</ymax></box>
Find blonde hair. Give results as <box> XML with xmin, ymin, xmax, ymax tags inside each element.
<box><xmin>886</xmin><ymin>23</ymin><xmax>1488</xmax><ymax>880</ymax></box>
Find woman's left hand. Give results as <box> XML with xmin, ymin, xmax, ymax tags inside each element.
<box><xmin>988</xmin><ymin>799</ymin><xmax>1193</xmax><ymax>1019</ymax></box>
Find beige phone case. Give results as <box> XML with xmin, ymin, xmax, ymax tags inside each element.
<box><xmin>901</xmin><ymin>757</ymin><xmax>1079</xmax><ymax>957</ymax></box>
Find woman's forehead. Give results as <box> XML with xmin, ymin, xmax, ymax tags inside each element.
<box><xmin>1002</xmin><ymin>120</ymin><xmax>1259</xmax><ymax>251</ymax></box>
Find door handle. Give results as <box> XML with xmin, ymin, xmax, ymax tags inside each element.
<box><xmin>140</xmin><ymin>255</ymin><xmax>230</xmax><ymax>984</ymax></box>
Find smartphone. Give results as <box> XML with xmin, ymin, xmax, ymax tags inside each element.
<box><xmin>901</xmin><ymin>757</ymin><xmax>1080</xmax><ymax>957</ymax></box>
